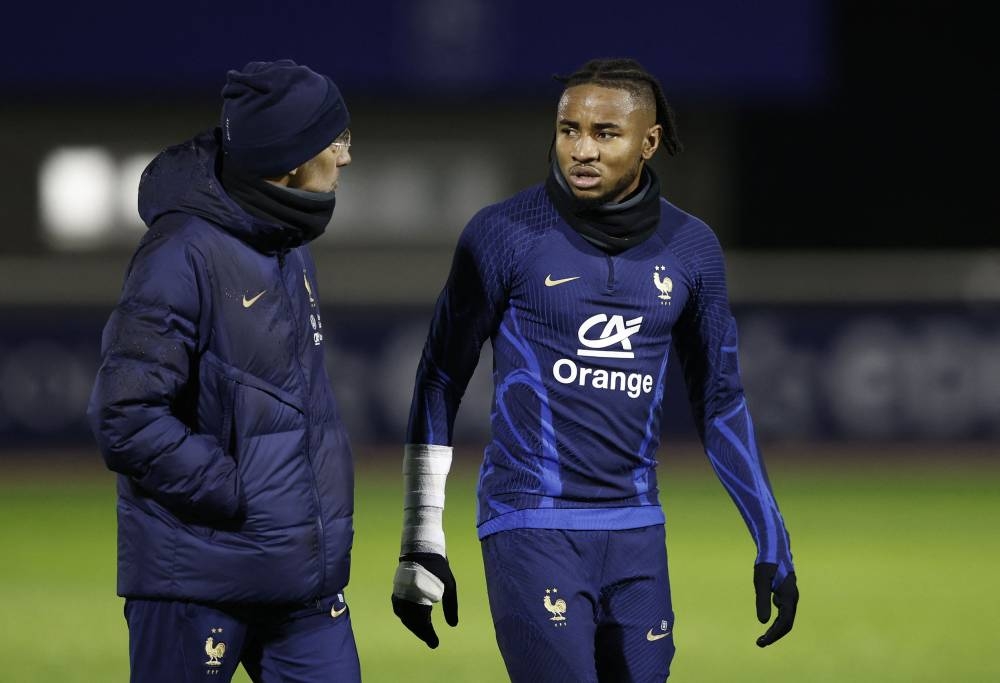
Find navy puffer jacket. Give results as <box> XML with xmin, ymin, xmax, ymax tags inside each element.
<box><xmin>87</xmin><ymin>130</ymin><xmax>354</xmax><ymax>604</ymax></box>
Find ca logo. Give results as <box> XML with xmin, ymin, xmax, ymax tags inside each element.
<box><xmin>577</xmin><ymin>314</ymin><xmax>643</xmax><ymax>359</ymax></box>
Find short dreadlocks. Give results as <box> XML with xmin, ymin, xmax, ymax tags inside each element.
<box><xmin>555</xmin><ymin>58</ymin><xmax>683</xmax><ymax>156</ymax></box>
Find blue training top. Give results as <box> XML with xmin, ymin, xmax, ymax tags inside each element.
<box><xmin>407</xmin><ymin>183</ymin><xmax>793</xmax><ymax>583</ymax></box>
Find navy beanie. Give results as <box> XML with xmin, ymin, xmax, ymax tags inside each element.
<box><xmin>220</xmin><ymin>59</ymin><xmax>350</xmax><ymax>177</ymax></box>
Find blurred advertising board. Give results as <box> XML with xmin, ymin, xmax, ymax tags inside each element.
<box><xmin>0</xmin><ymin>304</ymin><xmax>997</xmax><ymax>451</ymax></box>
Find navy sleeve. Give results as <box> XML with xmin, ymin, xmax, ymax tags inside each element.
<box><xmin>672</xmin><ymin>226</ymin><xmax>794</xmax><ymax>586</ymax></box>
<box><xmin>87</xmin><ymin>230</ymin><xmax>243</xmax><ymax>521</ymax></box>
<box><xmin>406</xmin><ymin>212</ymin><xmax>509</xmax><ymax>446</ymax></box>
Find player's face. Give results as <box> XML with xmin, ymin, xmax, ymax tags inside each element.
<box><xmin>288</xmin><ymin>132</ymin><xmax>352</xmax><ymax>193</ymax></box>
<box><xmin>555</xmin><ymin>84</ymin><xmax>661</xmax><ymax>205</ymax></box>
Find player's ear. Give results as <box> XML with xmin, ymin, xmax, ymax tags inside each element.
<box><xmin>642</xmin><ymin>124</ymin><xmax>663</xmax><ymax>160</ymax></box>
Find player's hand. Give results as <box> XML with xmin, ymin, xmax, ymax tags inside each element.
<box><xmin>392</xmin><ymin>552</ymin><xmax>458</xmax><ymax>648</ymax></box>
<box><xmin>753</xmin><ymin>563</ymin><xmax>798</xmax><ymax>647</ymax></box>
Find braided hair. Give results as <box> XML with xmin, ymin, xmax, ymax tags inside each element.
<box><xmin>555</xmin><ymin>58</ymin><xmax>683</xmax><ymax>156</ymax></box>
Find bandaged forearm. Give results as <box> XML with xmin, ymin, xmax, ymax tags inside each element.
<box><xmin>399</xmin><ymin>443</ymin><xmax>452</xmax><ymax>556</ymax></box>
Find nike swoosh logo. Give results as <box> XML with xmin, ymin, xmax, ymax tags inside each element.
<box><xmin>330</xmin><ymin>604</ymin><xmax>347</xmax><ymax>618</ymax></box>
<box><xmin>242</xmin><ymin>290</ymin><xmax>266</xmax><ymax>308</ymax></box>
<box><xmin>646</xmin><ymin>629</ymin><xmax>671</xmax><ymax>642</ymax></box>
<box><xmin>545</xmin><ymin>275</ymin><xmax>581</xmax><ymax>287</ymax></box>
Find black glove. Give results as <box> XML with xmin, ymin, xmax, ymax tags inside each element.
<box><xmin>753</xmin><ymin>563</ymin><xmax>798</xmax><ymax>647</ymax></box>
<box><xmin>391</xmin><ymin>552</ymin><xmax>459</xmax><ymax>649</ymax></box>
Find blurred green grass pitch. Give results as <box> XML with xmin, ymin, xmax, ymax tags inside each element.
<box><xmin>0</xmin><ymin>448</ymin><xmax>996</xmax><ymax>682</ymax></box>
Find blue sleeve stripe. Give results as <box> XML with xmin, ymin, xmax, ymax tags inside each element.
<box><xmin>710</xmin><ymin>405</ymin><xmax>780</xmax><ymax>561</ymax></box>
<box><xmin>706</xmin><ymin>447</ymin><xmax>763</xmax><ymax>543</ymax></box>
<box><xmin>716</xmin><ymin>397</ymin><xmax>748</xmax><ymax>423</ymax></box>
<box><xmin>738</xmin><ymin>409</ymin><xmax>792</xmax><ymax>561</ymax></box>
<box><xmin>716</xmin><ymin>419</ymin><xmax>778</xmax><ymax>560</ymax></box>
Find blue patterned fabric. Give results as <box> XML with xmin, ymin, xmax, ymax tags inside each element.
<box><xmin>482</xmin><ymin>526</ymin><xmax>674</xmax><ymax>682</ymax></box>
<box><xmin>88</xmin><ymin>131</ymin><xmax>355</xmax><ymax>604</ymax></box>
<box><xmin>407</xmin><ymin>183</ymin><xmax>793</xmax><ymax>578</ymax></box>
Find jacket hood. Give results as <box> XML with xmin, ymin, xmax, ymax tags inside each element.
<box><xmin>138</xmin><ymin>129</ymin><xmax>308</xmax><ymax>252</ymax></box>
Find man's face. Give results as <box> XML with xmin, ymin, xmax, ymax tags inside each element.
<box><xmin>555</xmin><ymin>84</ymin><xmax>661</xmax><ymax>205</ymax></box>
<box><xmin>288</xmin><ymin>131</ymin><xmax>352</xmax><ymax>193</ymax></box>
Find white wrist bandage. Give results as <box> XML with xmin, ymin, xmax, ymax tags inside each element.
<box><xmin>399</xmin><ymin>443</ymin><xmax>452</xmax><ymax>556</ymax></box>
<box><xmin>393</xmin><ymin>561</ymin><xmax>445</xmax><ymax>605</ymax></box>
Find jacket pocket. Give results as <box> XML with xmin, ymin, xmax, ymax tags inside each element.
<box><xmin>219</xmin><ymin>378</ymin><xmax>238</xmax><ymax>457</ymax></box>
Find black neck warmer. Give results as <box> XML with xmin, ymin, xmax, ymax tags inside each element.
<box><xmin>220</xmin><ymin>158</ymin><xmax>336</xmax><ymax>253</ymax></box>
<box><xmin>544</xmin><ymin>159</ymin><xmax>662</xmax><ymax>254</ymax></box>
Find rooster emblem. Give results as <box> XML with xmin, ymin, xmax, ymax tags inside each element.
<box><xmin>543</xmin><ymin>588</ymin><xmax>567</xmax><ymax>622</ymax></box>
<box><xmin>205</xmin><ymin>634</ymin><xmax>226</xmax><ymax>667</ymax></box>
<box><xmin>653</xmin><ymin>265</ymin><xmax>672</xmax><ymax>302</ymax></box>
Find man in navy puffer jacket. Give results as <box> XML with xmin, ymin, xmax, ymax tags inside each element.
<box><xmin>88</xmin><ymin>59</ymin><xmax>360</xmax><ymax>683</ymax></box>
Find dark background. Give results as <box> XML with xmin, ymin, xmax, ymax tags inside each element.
<box><xmin>2</xmin><ymin>1</ymin><xmax>993</xmax><ymax>250</ymax></box>
<box><xmin>0</xmin><ymin>0</ymin><xmax>996</xmax><ymax>450</ymax></box>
